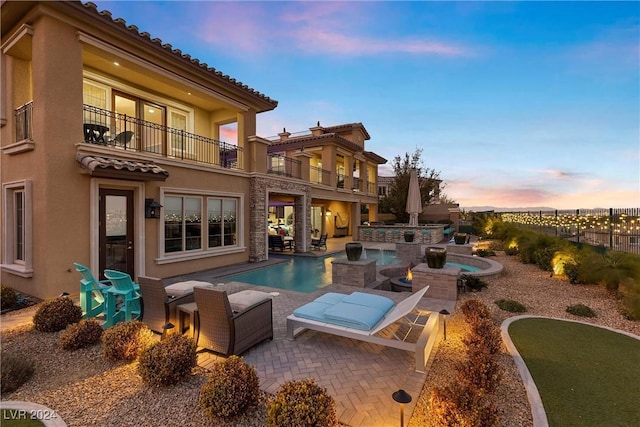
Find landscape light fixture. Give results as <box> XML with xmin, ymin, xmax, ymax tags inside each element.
<box><xmin>161</xmin><ymin>322</ymin><xmax>175</xmax><ymax>341</ymax></box>
<box><xmin>439</xmin><ymin>309</ymin><xmax>450</xmax><ymax>341</ymax></box>
<box><xmin>392</xmin><ymin>389</ymin><xmax>412</xmax><ymax>427</ymax></box>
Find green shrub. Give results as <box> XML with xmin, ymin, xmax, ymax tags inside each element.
<box><xmin>563</xmin><ymin>260</ymin><xmax>583</xmax><ymax>284</ymax></box>
<box><xmin>566</xmin><ymin>303</ymin><xmax>596</xmax><ymax>318</ymax></box>
<box><xmin>266</xmin><ymin>378</ymin><xmax>337</xmax><ymax>427</ymax></box>
<box><xmin>459</xmin><ymin>299</ymin><xmax>491</xmax><ymax>324</ymax></box>
<box><xmin>1</xmin><ymin>285</ymin><xmax>18</xmax><ymax>310</ymax></box>
<box><xmin>200</xmin><ymin>356</ymin><xmax>260</xmax><ymax>419</ymax></box>
<box><xmin>102</xmin><ymin>320</ymin><xmax>154</xmax><ymax>362</ymax></box>
<box><xmin>494</xmin><ymin>299</ymin><xmax>527</xmax><ymax>313</ymax></box>
<box><xmin>429</xmin><ymin>383</ymin><xmax>499</xmax><ymax>427</ymax></box>
<box><xmin>1</xmin><ymin>353</ymin><xmax>35</xmax><ymax>393</ymax></box>
<box><xmin>33</xmin><ymin>296</ymin><xmax>82</xmax><ymax>332</ymax></box>
<box><xmin>138</xmin><ymin>334</ymin><xmax>197</xmax><ymax>386</ymax></box>
<box><xmin>619</xmin><ymin>279</ymin><xmax>640</xmax><ymax>320</ymax></box>
<box><xmin>504</xmin><ymin>246</ymin><xmax>519</xmax><ymax>256</ymax></box>
<box><xmin>474</xmin><ymin>249</ymin><xmax>496</xmax><ymax>257</ymax></box>
<box><xmin>462</xmin><ymin>275</ymin><xmax>488</xmax><ymax>292</ymax></box>
<box><xmin>577</xmin><ymin>251</ymin><xmax>640</xmax><ymax>292</ymax></box>
<box><xmin>59</xmin><ymin>319</ymin><xmax>103</xmax><ymax>351</ymax></box>
<box><xmin>534</xmin><ymin>246</ymin><xmax>562</xmax><ymax>271</ymax></box>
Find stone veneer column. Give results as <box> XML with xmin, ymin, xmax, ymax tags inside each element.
<box><xmin>412</xmin><ymin>263</ymin><xmax>461</xmax><ymax>301</ymax></box>
<box><xmin>332</xmin><ymin>259</ymin><xmax>377</xmax><ymax>288</ymax></box>
<box><xmin>395</xmin><ymin>242</ymin><xmax>423</xmax><ymax>265</ymax></box>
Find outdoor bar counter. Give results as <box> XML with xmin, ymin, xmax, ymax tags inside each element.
<box><xmin>357</xmin><ymin>224</ymin><xmax>448</xmax><ymax>244</ymax></box>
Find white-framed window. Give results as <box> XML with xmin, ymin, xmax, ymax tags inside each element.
<box><xmin>162</xmin><ymin>192</ymin><xmax>240</xmax><ymax>257</ymax></box>
<box><xmin>2</xmin><ymin>180</ymin><xmax>33</xmax><ymax>277</ymax></box>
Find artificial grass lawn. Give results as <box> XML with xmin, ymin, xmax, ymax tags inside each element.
<box><xmin>1</xmin><ymin>409</ymin><xmax>45</xmax><ymax>427</ymax></box>
<box><xmin>509</xmin><ymin>318</ymin><xmax>640</xmax><ymax>427</ymax></box>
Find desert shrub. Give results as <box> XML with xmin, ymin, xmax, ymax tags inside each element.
<box><xmin>463</xmin><ymin>275</ymin><xmax>488</xmax><ymax>292</ymax></box>
<box><xmin>463</xmin><ymin>318</ymin><xmax>503</xmax><ymax>356</ymax></box>
<box><xmin>266</xmin><ymin>378</ymin><xmax>337</xmax><ymax>427</ymax></box>
<box><xmin>474</xmin><ymin>249</ymin><xmax>495</xmax><ymax>257</ymax></box>
<box><xmin>456</xmin><ymin>350</ymin><xmax>502</xmax><ymax>393</ymax></box>
<box><xmin>33</xmin><ymin>296</ymin><xmax>82</xmax><ymax>332</ymax></box>
<box><xmin>102</xmin><ymin>320</ymin><xmax>154</xmax><ymax>362</ymax></box>
<box><xmin>1</xmin><ymin>353</ymin><xmax>35</xmax><ymax>393</ymax></box>
<box><xmin>429</xmin><ymin>383</ymin><xmax>499</xmax><ymax>427</ymax></box>
<box><xmin>138</xmin><ymin>334</ymin><xmax>197</xmax><ymax>386</ymax></box>
<box><xmin>566</xmin><ymin>303</ymin><xmax>596</xmax><ymax>318</ymax></box>
<box><xmin>59</xmin><ymin>319</ymin><xmax>103</xmax><ymax>351</ymax></box>
<box><xmin>199</xmin><ymin>356</ymin><xmax>260</xmax><ymax>419</ymax></box>
<box><xmin>534</xmin><ymin>245</ymin><xmax>564</xmax><ymax>272</ymax></box>
<box><xmin>494</xmin><ymin>299</ymin><xmax>527</xmax><ymax>313</ymax></box>
<box><xmin>563</xmin><ymin>260</ymin><xmax>583</xmax><ymax>284</ymax></box>
<box><xmin>1</xmin><ymin>285</ymin><xmax>18</xmax><ymax>310</ymax></box>
<box><xmin>619</xmin><ymin>279</ymin><xmax>640</xmax><ymax>320</ymax></box>
<box><xmin>504</xmin><ymin>246</ymin><xmax>519</xmax><ymax>256</ymax></box>
<box><xmin>577</xmin><ymin>251</ymin><xmax>640</xmax><ymax>292</ymax></box>
<box><xmin>459</xmin><ymin>299</ymin><xmax>491</xmax><ymax>324</ymax></box>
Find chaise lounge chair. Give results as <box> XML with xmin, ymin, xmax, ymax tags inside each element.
<box><xmin>286</xmin><ymin>286</ymin><xmax>439</xmax><ymax>372</ymax></box>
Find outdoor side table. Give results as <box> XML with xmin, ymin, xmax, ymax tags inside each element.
<box><xmin>177</xmin><ymin>302</ymin><xmax>199</xmax><ymax>344</ymax></box>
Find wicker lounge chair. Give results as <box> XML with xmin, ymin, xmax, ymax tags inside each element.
<box><xmin>137</xmin><ymin>276</ymin><xmax>210</xmax><ymax>333</ymax></box>
<box><xmin>194</xmin><ymin>287</ymin><xmax>273</xmax><ymax>356</ymax></box>
<box><xmin>287</xmin><ymin>286</ymin><xmax>439</xmax><ymax>373</ymax></box>
<box><xmin>311</xmin><ymin>234</ymin><xmax>328</xmax><ymax>249</ymax></box>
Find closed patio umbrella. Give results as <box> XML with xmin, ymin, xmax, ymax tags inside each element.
<box><xmin>406</xmin><ymin>169</ymin><xmax>422</xmax><ymax>226</ymax></box>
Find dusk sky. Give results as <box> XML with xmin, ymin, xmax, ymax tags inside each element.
<box><xmin>95</xmin><ymin>1</ymin><xmax>639</xmax><ymax>210</ymax></box>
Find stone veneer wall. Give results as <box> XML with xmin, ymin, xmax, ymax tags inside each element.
<box><xmin>412</xmin><ymin>263</ymin><xmax>461</xmax><ymax>301</ymax></box>
<box><xmin>332</xmin><ymin>259</ymin><xmax>377</xmax><ymax>288</ymax></box>
<box><xmin>446</xmin><ymin>244</ymin><xmax>473</xmax><ymax>256</ymax></box>
<box><xmin>395</xmin><ymin>242</ymin><xmax>423</xmax><ymax>265</ymax></box>
<box><xmin>249</xmin><ymin>176</ymin><xmax>311</xmax><ymax>262</ymax></box>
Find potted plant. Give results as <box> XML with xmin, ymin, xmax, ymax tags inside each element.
<box><xmin>425</xmin><ymin>247</ymin><xmax>447</xmax><ymax>269</ymax></box>
<box><xmin>345</xmin><ymin>242</ymin><xmax>363</xmax><ymax>261</ymax></box>
<box><xmin>404</xmin><ymin>231</ymin><xmax>415</xmax><ymax>242</ymax></box>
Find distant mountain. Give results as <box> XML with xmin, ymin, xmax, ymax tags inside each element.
<box><xmin>461</xmin><ymin>206</ymin><xmax>557</xmax><ymax>213</ymax></box>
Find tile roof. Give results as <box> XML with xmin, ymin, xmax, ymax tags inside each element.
<box><xmin>76</xmin><ymin>153</ymin><xmax>169</xmax><ymax>181</ymax></box>
<box><xmin>72</xmin><ymin>1</ymin><xmax>277</xmax><ymax>108</ymax></box>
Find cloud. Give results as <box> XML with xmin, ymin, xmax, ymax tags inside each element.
<box><xmin>195</xmin><ymin>2</ymin><xmax>471</xmax><ymax>58</ymax></box>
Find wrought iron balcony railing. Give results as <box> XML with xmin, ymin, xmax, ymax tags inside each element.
<box><xmin>310</xmin><ymin>166</ymin><xmax>331</xmax><ymax>185</ymax></box>
<box><xmin>15</xmin><ymin>101</ymin><xmax>33</xmax><ymax>142</ymax></box>
<box><xmin>82</xmin><ymin>105</ymin><xmax>241</xmax><ymax>169</ymax></box>
<box><xmin>267</xmin><ymin>153</ymin><xmax>301</xmax><ymax>179</ymax></box>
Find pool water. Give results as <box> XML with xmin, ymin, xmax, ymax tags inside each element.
<box><xmin>222</xmin><ymin>249</ymin><xmax>399</xmax><ymax>293</ymax></box>
<box><xmin>221</xmin><ymin>250</ymin><xmax>479</xmax><ymax>292</ymax></box>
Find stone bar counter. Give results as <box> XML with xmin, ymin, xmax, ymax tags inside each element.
<box><xmin>357</xmin><ymin>224</ymin><xmax>447</xmax><ymax>244</ymax></box>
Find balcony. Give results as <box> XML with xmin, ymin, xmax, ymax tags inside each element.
<box><xmin>82</xmin><ymin>105</ymin><xmax>241</xmax><ymax>170</ymax></box>
<box><xmin>267</xmin><ymin>153</ymin><xmax>301</xmax><ymax>179</ymax></box>
<box><xmin>310</xmin><ymin>165</ymin><xmax>331</xmax><ymax>185</ymax></box>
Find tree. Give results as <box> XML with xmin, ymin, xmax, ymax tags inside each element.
<box><xmin>381</xmin><ymin>149</ymin><xmax>446</xmax><ymax>223</ymax></box>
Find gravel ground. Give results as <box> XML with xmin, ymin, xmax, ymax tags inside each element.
<box><xmin>2</xmin><ymin>249</ymin><xmax>638</xmax><ymax>427</ymax></box>
<box><xmin>409</xmin><ymin>250</ymin><xmax>640</xmax><ymax>427</ymax></box>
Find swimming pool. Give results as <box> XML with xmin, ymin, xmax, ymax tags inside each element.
<box><xmin>221</xmin><ymin>250</ymin><xmax>486</xmax><ymax>292</ymax></box>
<box><xmin>222</xmin><ymin>249</ymin><xmax>399</xmax><ymax>293</ymax></box>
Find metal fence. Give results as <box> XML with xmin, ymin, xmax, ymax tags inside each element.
<box><xmin>499</xmin><ymin>208</ymin><xmax>640</xmax><ymax>255</ymax></box>
<box><xmin>14</xmin><ymin>101</ymin><xmax>33</xmax><ymax>142</ymax></box>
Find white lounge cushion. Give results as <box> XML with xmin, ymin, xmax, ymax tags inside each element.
<box><xmin>228</xmin><ymin>290</ymin><xmax>271</xmax><ymax>313</ymax></box>
<box><xmin>165</xmin><ymin>280</ymin><xmax>211</xmax><ymax>297</ymax></box>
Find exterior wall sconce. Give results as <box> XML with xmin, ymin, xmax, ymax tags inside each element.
<box><xmin>145</xmin><ymin>198</ymin><xmax>162</xmax><ymax>219</ymax></box>
<box><xmin>392</xmin><ymin>389</ymin><xmax>412</xmax><ymax>427</ymax></box>
<box><xmin>325</xmin><ymin>209</ymin><xmax>332</xmax><ymax>217</ymax></box>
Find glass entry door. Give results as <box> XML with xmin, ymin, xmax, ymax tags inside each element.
<box><xmin>99</xmin><ymin>189</ymin><xmax>135</xmax><ymax>279</ymax></box>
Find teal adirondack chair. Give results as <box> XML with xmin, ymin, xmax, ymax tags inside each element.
<box><xmin>102</xmin><ymin>269</ymin><xmax>142</xmax><ymax>328</ymax></box>
<box><xmin>74</xmin><ymin>262</ymin><xmax>111</xmax><ymax>319</ymax></box>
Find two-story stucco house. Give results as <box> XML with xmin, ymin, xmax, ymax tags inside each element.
<box><xmin>1</xmin><ymin>1</ymin><xmax>385</xmax><ymax>299</ymax></box>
